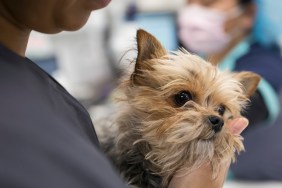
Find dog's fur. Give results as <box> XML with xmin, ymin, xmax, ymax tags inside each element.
<box><xmin>96</xmin><ymin>29</ymin><xmax>260</xmax><ymax>188</ymax></box>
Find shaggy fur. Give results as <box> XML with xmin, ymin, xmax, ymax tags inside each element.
<box><xmin>96</xmin><ymin>29</ymin><xmax>260</xmax><ymax>188</ymax></box>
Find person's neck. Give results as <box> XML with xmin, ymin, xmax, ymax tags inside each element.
<box><xmin>0</xmin><ymin>7</ymin><xmax>30</xmax><ymax>57</ymax></box>
<box><xmin>208</xmin><ymin>32</ymin><xmax>248</xmax><ymax>65</ymax></box>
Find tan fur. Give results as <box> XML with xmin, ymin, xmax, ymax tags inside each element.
<box><xmin>96</xmin><ymin>29</ymin><xmax>261</xmax><ymax>188</ymax></box>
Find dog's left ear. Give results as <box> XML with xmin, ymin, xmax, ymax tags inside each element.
<box><xmin>132</xmin><ymin>29</ymin><xmax>167</xmax><ymax>85</ymax></box>
<box><xmin>233</xmin><ymin>71</ymin><xmax>261</xmax><ymax>97</ymax></box>
<box><xmin>136</xmin><ymin>29</ymin><xmax>167</xmax><ymax>63</ymax></box>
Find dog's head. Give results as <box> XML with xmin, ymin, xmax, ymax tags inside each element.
<box><xmin>120</xmin><ymin>29</ymin><xmax>260</xmax><ymax>182</ymax></box>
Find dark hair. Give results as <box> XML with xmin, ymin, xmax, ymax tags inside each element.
<box><xmin>239</xmin><ymin>0</ymin><xmax>253</xmax><ymax>6</ymax></box>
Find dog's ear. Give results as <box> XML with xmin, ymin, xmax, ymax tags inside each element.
<box><xmin>233</xmin><ymin>71</ymin><xmax>261</xmax><ymax>97</ymax></box>
<box><xmin>132</xmin><ymin>29</ymin><xmax>167</xmax><ymax>85</ymax></box>
<box><xmin>136</xmin><ymin>29</ymin><xmax>167</xmax><ymax>64</ymax></box>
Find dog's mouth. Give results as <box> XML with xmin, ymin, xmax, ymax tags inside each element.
<box><xmin>199</xmin><ymin>125</ymin><xmax>224</xmax><ymax>140</ymax></box>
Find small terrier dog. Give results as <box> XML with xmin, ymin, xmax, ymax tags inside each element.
<box><xmin>96</xmin><ymin>29</ymin><xmax>260</xmax><ymax>188</ymax></box>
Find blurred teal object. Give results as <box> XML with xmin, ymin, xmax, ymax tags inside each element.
<box><xmin>136</xmin><ymin>12</ymin><xmax>178</xmax><ymax>51</ymax></box>
<box><xmin>253</xmin><ymin>0</ymin><xmax>282</xmax><ymax>46</ymax></box>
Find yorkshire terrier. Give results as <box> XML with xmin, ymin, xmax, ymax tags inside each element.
<box><xmin>96</xmin><ymin>29</ymin><xmax>260</xmax><ymax>188</ymax></box>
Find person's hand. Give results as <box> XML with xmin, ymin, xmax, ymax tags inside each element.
<box><xmin>168</xmin><ymin>117</ymin><xmax>249</xmax><ymax>188</ymax></box>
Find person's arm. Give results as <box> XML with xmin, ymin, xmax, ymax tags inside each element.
<box><xmin>168</xmin><ymin>118</ymin><xmax>248</xmax><ymax>188</ymax></box>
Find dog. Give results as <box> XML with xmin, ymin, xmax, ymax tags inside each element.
<box><xmin>96</xmin><ymin>29</ymin><xmax>260</xmax><ymax>188</ymax></box>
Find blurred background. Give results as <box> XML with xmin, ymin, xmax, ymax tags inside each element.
<box><xmin>26</xmin><ymin>0</ymin><xmax>282</xmax><ymax>187</ymax></box>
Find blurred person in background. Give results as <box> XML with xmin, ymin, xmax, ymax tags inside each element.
<box><xmin>178</xmin><ymin>0</ymin><xmax>282</xmax><ymax>181</ymax></box>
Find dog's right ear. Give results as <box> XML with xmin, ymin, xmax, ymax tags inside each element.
<box><xmin>132</xmin><ymin>29</ymin><xmax>167</xmax><ymax>85</ymax></box>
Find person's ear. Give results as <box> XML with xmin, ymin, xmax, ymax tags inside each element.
<box><xmin>224</xmin><ymin>3</ymin><xmax>256</xmax><ymax>34</ymax></box>
<box><xmin>241</xmin><ymin>3</ymin><xmax>256</xmax><ymax>31</ymax></box>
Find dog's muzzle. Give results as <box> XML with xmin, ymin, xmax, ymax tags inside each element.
<box><xmin>208</xmin><ymin>115</ymin><xmax>224</xmax><ymax>133</ymax></box>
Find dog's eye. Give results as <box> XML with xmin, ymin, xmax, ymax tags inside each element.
<box><xmin>174</xmin><ymin>91</ymin><xmax>192</xmax><ymax>106</ymax></box>
<box><xmin>217</xmin><ymin>105</ymin><xmax>226</xmax><ymax>116</ymax></box>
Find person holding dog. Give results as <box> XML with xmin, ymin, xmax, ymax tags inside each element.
<box><xmin>0</xmin><ymin>0</ymin><xmax>248</xmax><ymax>187</ymax></box>
<box><xmin>178</xmin><ymin>0</ymin><xmax>282</xmax><ymax>181</ymax></box>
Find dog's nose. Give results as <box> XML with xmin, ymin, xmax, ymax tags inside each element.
<box><xmin>208</xmin><ymin>115</ymin><xmax>224</xmax><ymax>133</ymax></box>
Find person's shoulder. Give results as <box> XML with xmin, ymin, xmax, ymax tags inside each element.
<box><xmin>236</xmin><ymin>42</ymin><xmax>282</xmax><ymax>92</ymax></box>
<box><xmin>235</xmin><ymin>42</ymin><xmax>282</xmax><ymax>71</ymax></box>
<box><xmin>240</xmin><ymin>42</ymin><xmax>282</xmax><ymax>66</ymax></box>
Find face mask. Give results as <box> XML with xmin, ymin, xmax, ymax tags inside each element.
<box><xmin>177</xmin><ymin>4</ymin><xmax>241</xmax><ymax>55</ymax></box>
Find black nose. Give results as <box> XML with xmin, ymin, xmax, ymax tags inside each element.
<box><xmin>208</xmin><ymin>115</ymin><xmax>224</xmax><ymax>133</ymax></box>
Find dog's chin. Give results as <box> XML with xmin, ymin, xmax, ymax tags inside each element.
<box><xmin>200</xmin><ymin>129</ymin><xmax>223</xmax><ymax>140</ymax></box>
